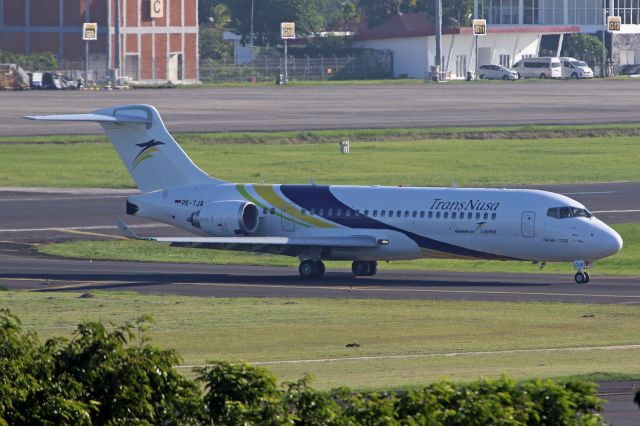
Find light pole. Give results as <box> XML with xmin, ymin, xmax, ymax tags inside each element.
<box><xmin>250</xmin><ymin>0</ymin><xmax>254</xmax><ymax>45</ymax></box>
<box><xmin>435</xmin><ymin>0</ymin><xmax>442</xmax><ymax>80</ymax></box>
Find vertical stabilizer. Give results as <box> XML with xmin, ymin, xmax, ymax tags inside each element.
<box><xmin>24</xmin><ymin>104</ymin><xmax>221</xmax><ymax>192</ymax></box>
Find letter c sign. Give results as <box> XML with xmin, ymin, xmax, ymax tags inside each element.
<box><xmin>151</xmin><ymin>0</ymin><xmax>164</xmax><ymax>18</ymax></box>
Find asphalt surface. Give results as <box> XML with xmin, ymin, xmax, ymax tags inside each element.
<box><xmin>4</xmin><ymin>79</ymin><xmax>640</xmax><ymax>136</ymax></box>
<box><xmin>1</xmin><ymin>182</ymin><xmax>638</xmax><ymax>302</ymax></box>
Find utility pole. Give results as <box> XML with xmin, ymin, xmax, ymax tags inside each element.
<box><xmin>435</xmin><ymin>0</ymin><xmax>442</xmax><ymax>80</ymax></box>
<box><xmin>114</xmin><ymin>0</ymin><xmax>121</xmax><ymax>77</ymax></box>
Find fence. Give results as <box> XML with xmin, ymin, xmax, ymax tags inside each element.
<box><xmin>200</xmin><ymin>50</ymin><xmax>393</xmax><ymax>83</ymax></box>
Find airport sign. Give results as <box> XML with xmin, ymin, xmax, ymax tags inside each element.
<box><xmin>82</xmin><ymin>23</ymin><xmax>97</xmax><ymax>41</ymax></box>
<box><xmin>608</xmin><ymin>16</ymin><xmax>621</xmax><ymax>31</ymax></box>
<box><xmin>473</xmin><ymin>19</ymin><xmax>487</xmax><ymax>36</ymax></box>
<box><xmin>281</xmin><ymin>22</ymin><xmax>296</xmax><ymax>39</ymax></box>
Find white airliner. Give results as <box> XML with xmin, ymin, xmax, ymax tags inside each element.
<box><xmin>25</xmin><ymin>104</ymin><xmax>623</xmax><ymax>283</ymax></box>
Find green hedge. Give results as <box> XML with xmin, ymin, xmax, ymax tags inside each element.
<box><xmin>0</xmin><ymin>309</ymin><xmax>605</xmax><ymax>425</ymax></box>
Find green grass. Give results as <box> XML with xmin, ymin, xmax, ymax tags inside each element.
<box><xmin>2</xmin><ymin>291</ymin><xmax>640</xmax><ymax>388</ymax></box>
<box><xmin>37</xmin><ymin>223</ymin><xmax>639</xmax><ymax>276</ymax></box>
<box><xmin>4</xmin><ymin>136</ymin><xmax>640</xmax><ymax>188</ymax></box>
<box><xmin>5</xmin><ymin>123</ymin><xmax>640</xmax><ymax>145</ymax></box>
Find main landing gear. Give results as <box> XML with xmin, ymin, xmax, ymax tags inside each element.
<box><xmin>573</xmin><ymin>260</ymin><xmax>591</xmax><ymax>284</ymax></box>
<box><xmin>297</xmin><ymin>260</ymin><xmax>379</xmax><ymax>278</ymax></box>
<box><xmin>298</xmin><ymin>259</ymin><xmax>325</xmax><ymax>278</ymax></box>
<box><xmin>352</xmin><ymin>260</ymin><xmax>377</xmax><ymax>277</ymax></box>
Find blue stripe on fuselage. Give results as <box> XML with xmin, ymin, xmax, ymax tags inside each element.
<box><xmin>279</xmin><ymin>185</ymin><xmax>516</xmax><ymax>260</ymax></box>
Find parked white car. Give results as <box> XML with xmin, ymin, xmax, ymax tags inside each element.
<box><xmin>512</xmin><ymin>57</ymin><xmax>562</xmax><ymax>79</ymax></box>
<box><xmin>559</xmin><ymin>57</ymin><xmax>594</xmax><ymax>79</ymax></box>
<box><xmin>477</xmin><ymin>64</ymin><xmax>519</xmax><ymax>80</ymax></box>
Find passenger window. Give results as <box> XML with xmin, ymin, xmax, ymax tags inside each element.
<box><xmin>336</xmin><ymin>209</ymin><xmax>342</xmax><ymax>216</ymax></box>
<box><xmin>436</xmin><ymin>212</ymin><xmax>441</xmax><ymax>219</ymax></box>
<box><xmin>452</xmin><ymin>212</ymin><xmax>457</xmax><ymax>219</ymax></box>
<box><xmin>413</xmin><ymin>211</ymin><xmax>417</xmax><ymax>218</ymax></box>
<box><xmin>420</xmin><ymin>211</ymin><xmax>425</xmax><ymax>218</ymax></box>
<box><xmin>467</xmin><ymin>212</ymin><xmax>472</xmax><ymax>219</ymax></box>
<box><xmin>318</xmin><ymin>208</ymin><xmax>324</xmax><ymax>216</ymax></box>
<box><xmin>405</xmin><ymin>211</ymin><xmax>410</xmax><ymax>218</ymax></box>
<box><xmin>270</xmin><ymin>208</ymin><xmax>275</xmax><ymax>215</ymax></box>
<box><xmin>428</xmin><ymin>211</ymin><xmax>433</xmax><ymax>219</ymax></box>
<box><xmin>346</xmin><ymin>209</ymin><xmax>351</xmax><ymax>217</ymax></box>
<box><xmin>328</xmin><ymin>208</ymin><xmax>333</xmax><ymax>216</ymax></box>
<box><xmin>389</xmin><ymin>210</ymin><xmax>394</xmax><ymax>218</ymax></box>
<box><xmin>372</xmin><ymin>210</ymin><xmax>378</xmax><ymax>217</ymax></box>
<box><xmin>483</xmin><ymin>213</ymin><xmax>488</xmax><ymax>220</ymax></box>
<box><xmin>491</xmin><ymin>213</ymin><xmax>496</xmax><ymax>220</ymax></box>
<box><xmin>381</xmin><ymin>210</ymin><xmax>386</xmax><ymax>217</ymax></box>
<box><xmin>364</xmin><ymin>209</ymin><xmax>370</xmax><ymax>216</ymax></box>
<box><xmin>263</xmin><ymin>207</ymin><xmax>268</xmax><ymax>214</ymax></box>
<box><xmin>476</xmin><ymin>212</ymin><xmax>480</xmax><ymax>220</ymax></box>
<box><xmin>444</xmin><ymin>212</ymin><xmax>449</xmax><ymax>219</ymax></box>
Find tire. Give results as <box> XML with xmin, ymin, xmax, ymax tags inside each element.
<box><xmin>502</xmin><ymin>75</ymin><xmax>509</xmax><ymax>81</ymax></box>
<box><xmin>366</xmin><ymin>261</ymin><xmax>377</xmax><ymax>276</ymax></box>
<box><xmin>479</xmin><ymin>74</ymin><xmax>485</xmax><ymax>80</ymax></box>
<box><xmin>313</xmin><ymin>261</ymin><xmax>325</xmax><ymax>278</ymax></box>
<box><xmin>517</xmin><ymin>73</ymin><xmax>522</xmax><ymax>79</ymax></box>
<box><xmin>584</xmin><ymin>271</ymin><xmax>590</xmax><ymax>283</ymax></box>
<box><xmin>571</xmin><ymin>72</ymin><xmax>579</xmax><ymax>79</ymax></box>
<box><xmin>539</xmin><ymin>73</ymin><xmax>546</xmax><ymax>79</ymax></box>
<box><xmin>352</xmin><ymin>261</ymin><xmax>370</xmax><ymax>276</ymax></box>
<box><xmin>574</xmin><ymin>271</ymin><xmax>588</xmax><ymax>284</ymax></box>
<box><xmin>299</xmin><ymin>260</ymin><xmax>315</xmax><ymax>278</ymax></box>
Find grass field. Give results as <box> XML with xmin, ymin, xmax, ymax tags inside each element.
<box><xmin>38</xmin><ymin>223</ymin><xmax>638</xmax><ymax>275</ymax></box>
<box><xmin>3</xmin><ymin>136</ymin><xmax>640</xmax><ymax>188</ymax></box>
<box><xmin>2</xmin><ymin>291</ymin><xmax>640</xmax><ymax>389</ymax></box>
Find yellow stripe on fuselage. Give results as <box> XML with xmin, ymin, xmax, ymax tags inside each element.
<box><xmin>249</xmin><ymin>184</ymin><xmax>336</xmax><ymax>229</ymax></box>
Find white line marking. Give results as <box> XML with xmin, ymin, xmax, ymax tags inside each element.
<box><xmin>0</xmin><ymin>223</ymin><xmax>171</xmax><ymax>233</ymax></box>
<box><xmin>0</xmin><ymin>195</ymin><xmax>125</xmax><ymax>202</ymax></box>
<box><xmin>174</xmin><ymin>344</ymin><xmax>640</xmax><ymax>368</ymax></box>
<box><xmin>592</xmin><ymin>209</ymin><xmax>640</xmax><ymax>214</ymax></box>
<box><xmin>562</xmin><ymin>191</ymin><xmax>618</xmax><ymax>195</ymax></box>
<box><xmin>177</xmin><ymin>282</ymin><xmax>640</xmax><ymax>299</ymax></box>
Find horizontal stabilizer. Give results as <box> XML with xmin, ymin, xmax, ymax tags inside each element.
<box><xmin>23</xmin><ymin>113</ymin><xmax>150</xmax><ymax>124</ymax></box>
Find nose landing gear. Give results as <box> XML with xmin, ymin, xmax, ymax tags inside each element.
<box><xmin>573</xmin><ymin>260</ymin><xmax>591</xmax><ymax>283</ymax></box>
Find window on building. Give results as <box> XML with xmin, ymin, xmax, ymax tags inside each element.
<box><xmin>499</xmin><ymin>54</ymin><xmax>511</xmax><ymax>68</ymax></box>
<box><xmin>455</xmin><ymin>55</ymin><xmax>467</xmax><ymax>78</ymax></box>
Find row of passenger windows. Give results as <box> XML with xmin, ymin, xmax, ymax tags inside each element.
<box><xmin>262</xmin><ymin>207</ymin><xmax>497</xmax><ymax>221</ymax></box>
<box><xmin>547</xmin><ymin>207</ymin><xmax>593</xmax><ymax>219</ymax></box>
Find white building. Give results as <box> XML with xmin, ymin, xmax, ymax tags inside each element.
<box><xmin>475</xmin><ymin>0</ymin><xmax>640</xmax><ymax>70</ymax></box>
<box><xmin>353</xmin><ymin>13</ymin><xmax>577</xmax><ymax>79</ymax></box>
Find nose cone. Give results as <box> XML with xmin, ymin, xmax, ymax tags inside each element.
<box><xmin>601</xmin><ymin>227</ymin><xmax>623</xmax><ymax>258</ymax></box>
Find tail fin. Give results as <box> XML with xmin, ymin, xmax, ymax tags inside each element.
<box><xmin>24</xmin><ymin>104</ymin><xmax>221</xmax><ymax>192</ymax></box>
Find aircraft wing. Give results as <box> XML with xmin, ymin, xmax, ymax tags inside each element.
<box><xmin>116</xmin><ymin>219</ymin><xmax>380</xmax><ymax>255</ymax></box>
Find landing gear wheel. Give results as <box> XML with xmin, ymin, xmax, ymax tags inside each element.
<box><xmin>583</xmin><ymin>271</ymin><xmax>590</xmax><ymax>283</ymax></box>
<box><xmin>366</xmin><ymin>261</ymin><xmax>377</xmax><ymax>276</ymax></box>
<box><xmin>352</xmin><ymin>261</ymin><xmax>370</xmax><ymax>276</ymax></box>
<box><xmin>299</xmin><ymin>260</ymin><xmax>325</xmax><ymax>278</ymax></box>
<box><xmin>574</xmin><ymin>271</ymin><xmax>588</xmax><ymax>284</ymax></box>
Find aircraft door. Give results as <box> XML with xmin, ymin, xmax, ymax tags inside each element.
<box><xmin>281</xmin><ymin>204</ymin><xmax>295</xmax><ymax>232</ymax></box>
<box><xmin>521</xmin><ymin>211</ymin><xmax>535</xmax><ymax>238</ymax></box>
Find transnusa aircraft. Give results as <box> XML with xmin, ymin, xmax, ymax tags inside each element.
<box><xmin>25</xmin><ymin>105</ymin><xmax>622</xmax><ymax>283</ymax></box>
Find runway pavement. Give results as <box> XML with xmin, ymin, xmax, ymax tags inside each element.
<box><xmin>0</xmin><ymin>182</ymin><xmax>638</xmax><ymax>303</ymax></box>
<box><xmin>4</xmin><ymin>79</ymin><xmax>640</xmax><ymax>136</ymax></box>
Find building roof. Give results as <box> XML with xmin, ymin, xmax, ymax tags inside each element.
<box><xmin>354</xmin><ymin>13</ymin><xmax>580</xmax><ymax>41</ymax></box>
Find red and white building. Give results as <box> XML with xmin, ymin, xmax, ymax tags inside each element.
<box><xmin>0</xmin><ymin>0</ymin><xmax>199</xmax><ymax>83</ymax></box>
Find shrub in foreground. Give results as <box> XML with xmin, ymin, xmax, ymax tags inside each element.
<box><xmin>0</xmin><ymin>309</ymin><xmax>606</xmax><ymax>425</ymax></box>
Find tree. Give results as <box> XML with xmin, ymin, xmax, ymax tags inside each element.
<box><xmin>199</xmin><ymin>3</ymin><xmax>233</xmax><ymax>60</ymax></box>
<box><xmin>223</xmin><ymin>0</ymin><xmax>324</xmax><ymax>46</ymax></box>
<box><xmin>561</xmin><ymin>33</ymin><xmax>607</xmax><ymax>69</ymax></box>
<box><xmin>359</xmin><ymin>0</ymin><xmax>472</xmax><ymax>29</ymax></box>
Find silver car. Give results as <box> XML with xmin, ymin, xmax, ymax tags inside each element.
<box><xmin>478</xmin><ymin>64</ymin><xmax>518</xmax><ymax>80</ymax></box>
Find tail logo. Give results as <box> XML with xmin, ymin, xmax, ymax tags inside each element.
<box><xmin>132</xmin><ymin>139</ymin><xmax>164</xmax><ymax>169</ymax></box>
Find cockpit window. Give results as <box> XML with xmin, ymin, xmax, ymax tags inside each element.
<box><xmin>547</xmin><ymin>206</ymin><xmax>593</xmax><ymax>219</ymax></box>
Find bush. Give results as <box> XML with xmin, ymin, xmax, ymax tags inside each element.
<box><xmin>0</xmin><ymin>310</ymin><xmax>606</xmax><ymax>425</ymax></box>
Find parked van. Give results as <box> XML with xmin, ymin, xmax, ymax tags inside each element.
<box><xmin>559</xmin><ymin>57</ymin><xmax>594</xmax><ymax>79</ymax></box>
<box><xmin>512</xmin><ymin>57</ymin><xmax>562</xmax><ymax>79</ymax></box>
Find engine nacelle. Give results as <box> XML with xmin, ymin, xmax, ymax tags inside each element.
<box><xmin>188</xmin><ymin>200</ymin><xmax>260</xmax><ymax>236</ymax></box>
